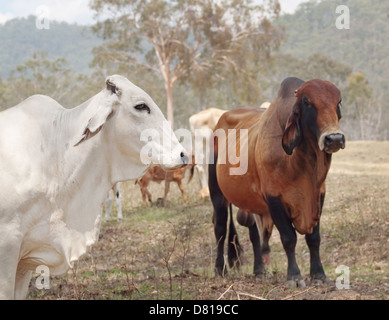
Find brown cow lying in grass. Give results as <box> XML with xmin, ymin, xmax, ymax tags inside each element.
<box><xmin>136</xmin><ymin>156</ymin><xmax>195</xmax><ymax>207</ymax></box>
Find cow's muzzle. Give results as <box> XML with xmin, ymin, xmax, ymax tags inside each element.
<box><xmin>323</xmin><ymin>133</ymin><xmax>345</xmax><ymax>153</ymax></box>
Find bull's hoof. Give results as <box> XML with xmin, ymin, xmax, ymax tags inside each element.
<box><xmin>155</xmin><ymin>197</ymin><xmax>165</xmax><ymax>207</ymax></box>
<box><xmin>254</xmin><ymin>270</ymin><xmax>271</xmax><ymax>281</ymax></box>
<box><xmin>215</xmin><ymin>266</ymin><xmax>228</xmax><ymax>278</ymax></box>
<box><xmin>311</xmin><ymin>277</ymin><xmax>332</xmax><ymax>286</ymax></box>
<box><xmin>199</xmin><ymin>187</ymin><xmax>210</xmax><ymax>199</ymax></box>
<box><xmin>286</xmin><ymin>278</ymin><xmax>306</xmax><ymax>288</ymax></box>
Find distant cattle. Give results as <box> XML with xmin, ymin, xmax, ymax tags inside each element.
<box><xmin>189</xmin><ymin>108</ymin><xmax>227</xmax><ymax>198</ymax></box>
<box><xmin>136</xmin><ymin>154</ymin><xmax>196</xmax><ymax>206</ymax></box>
<box><xmin>189</xmin><ymin>105</ymin><xmax>270</xmax><ymax>199</ymax></box>
<box><xmin>209</xmin><ymin>78</ymin><xmax>345</xmax><ymax>287</ymax></box>
<box><xmin>259</xmin><ymin>101</ymin><xmax>271</xmax><ymax>109</ymax></box>
<box><xmin>104</xmin><ymin>183</ymin><xmax>122</xmax><ymax>222</ymax></box>
<box><xmin>0</xmin><ymin>75</ymin><xmax>188</xmax><ymax>299</ymax></box>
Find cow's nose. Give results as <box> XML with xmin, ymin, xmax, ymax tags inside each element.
<box><xmin>180</xmin><ymin>152</ymin><xmax>189</xmax><ymax>165</ymax></box>
<box><xmin>324</xmin><ymin>133</ymin><xmax>345</xmax><ymax>153</ymax></box>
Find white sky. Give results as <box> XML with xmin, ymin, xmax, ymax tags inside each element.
<box><xmin>0</xmin><ymin>0</ymin><xmax>306</xmax><ymax>25</ymax></box>
<box><xmin>0</xmin><ymin>0</ymin><xmax>95</xmax><ymax>25</ymax></box>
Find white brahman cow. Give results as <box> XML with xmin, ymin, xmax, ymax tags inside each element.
<box><xmin>0</xmin><ymin>75</ymin><xmax>188</xmax><ymax>299</ymax></box>
<box><xmin>189</xmin><ymin>108</ymin><xmax>227</xmax><ymax>199</ymax></box>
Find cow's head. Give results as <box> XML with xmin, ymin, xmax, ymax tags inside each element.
<box><xmin>75</xmin><ymin>75</ymin><xmax>188</xmax><ymax>178</ymax></box>
<box><xmin>282</xmin><ymin>79</ymin><xmax>345</xmax><ymax>155</ymax></box>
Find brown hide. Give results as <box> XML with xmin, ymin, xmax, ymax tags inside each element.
<box><xmin>136</xmin><ymin>155</ymin><xmax>195</xmax><ymax>206</ymax></box>
<box><xmin>214</xmin><ymin>78</ymin><xmax>343</xmax><ymax>234</ymax></box>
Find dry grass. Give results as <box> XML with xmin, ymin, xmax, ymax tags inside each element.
<box><xmin>27</xmin><ymin>141</ymin><xmax>389</xmax><ymax>300</ymax></box>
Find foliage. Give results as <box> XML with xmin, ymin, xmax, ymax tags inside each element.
<box><xmin>0</xmin><ymin>16</ymin><xmax>101</xmax><ymax>78</ymax></box>
<box><xmin>89</xmin><ymin>0</ymin><xmax>284</xmax><ymax>127</ymax></box>
<box><xmin>0</xmin><ymin>0</ymin><xmax>388</xmax><ymax>139</ymax></box>
<box><xmin>261</xmin><ymin>53</ymin><xmax>353</xmax><ymax>100</ymax></box>
<box><xmin>277</xmin><ymin>0</ymin><xmax>389</xmax><ymax>140</ymax></box>
<box><xmin>343</xmin><ymin>72</ymin><xmax>383</xmax><ymax>140</ymax></box>
<box><xmin>1</xmin><ymin>52</ymin><xmax>103</xmax><ymax>111</ymax></box>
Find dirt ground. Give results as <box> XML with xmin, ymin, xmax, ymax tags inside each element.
<box><xmin>27</xmin><ymin>141</ymin><xmax>389</xmax><ymax>300</ymax></box>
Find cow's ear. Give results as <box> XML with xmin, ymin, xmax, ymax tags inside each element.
<box><xmin>282</xmin><ymin>107</ymin><xmax>302</xmax><ymax>155</ymax></box>
<box><xmin>106</xmin><ymin>78</ymin><xmax>121</xmax><ymax>95</ymax></box>
<box><xmin>74</xmin><ymin>97</ymin><xmax>115</xmax><ymax>147</ymax></box>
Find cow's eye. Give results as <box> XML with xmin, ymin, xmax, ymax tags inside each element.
<box><xmin>135</xmin><ymin>103</ymin><xmax>150</xmax><ymax>114</ymax></box>
<box><xmin>337</xmin><ymin>101</ymin><xmax>342</xmax><ymax>120</ymax></box>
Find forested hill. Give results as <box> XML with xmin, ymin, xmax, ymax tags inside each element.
<box><xmin>1</xmin><ymin>0</ymin><xmax>387</xmax><ymax>86</ymax></box>
<box><xmin>0</xmin><ymin>1</ymin><xmax>387</xmax><ymax>139</ymax></box>
<box><xmin>277</xmin><ymin>0</ymin><xmax>388</xmax><ymax>91</ymax></box>
<box><xmin>0</xmin><ymin>16</ymin><xmax>101</xmax><ymax>78</ymax></box>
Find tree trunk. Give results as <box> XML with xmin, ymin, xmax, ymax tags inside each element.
<box><xmin>166</xmin><ymin>82</ymin><xmax>174</xmax><ymax>129</ymax></box>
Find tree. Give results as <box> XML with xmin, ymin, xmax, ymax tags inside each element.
<box><xmin>5</xmin><ymin>51</ymin><xmax>102</xmax><ymax>109</ymax></box>
<box><xmin>90</xmin><ymin>0</ymin><xmax>283</xmax><ymax>127</ymax></box>
<box><xmin>260</xmin><ymin>53</ymin><xmax>352</xmax><ymax>101</ymax></box>
<box><xmin>345</xmin><ymin>72</ymin><xmax>381</xmax><ymax>140</ymax></box>
<box><xmin>1</xmin><ymin>52</ymin><xmax>103</xmax><ymax>110</ymax></box>
<box><xmin>0</xmin><ymin>77</ymin><xmax>12</xmax><ymax>111</ymax></box>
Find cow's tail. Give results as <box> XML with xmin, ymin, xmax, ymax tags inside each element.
<box><xmin>253</xmin><ymin>214</ymin><xmax>264</xmax><ymax>252</ymax></box>
<box><xmin>188</xmin><ymin>165</ymin><xmax>195</xmax><ymax>183</ymax></box>
<box><xmin>227</xmin><ymin>204</ymin><xmax>243</xmax><ymax>269</ymax></box>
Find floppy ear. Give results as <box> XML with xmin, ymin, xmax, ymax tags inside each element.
<box><xmin>74</xmin><ymin>79</ymin><xmax>120</xmax><ymax>146</ymax></box>
<box><xmin>282</xmin><ymin>107</ymin><xmax>302</xmax><ymax>155</ymax></box>
<box><xmin>74</xmin><ymin>105</ymin><xmax>114</xmax><ymax>147</ymax></box>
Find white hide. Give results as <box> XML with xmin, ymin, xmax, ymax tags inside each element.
<box><xmin>189</xmin><ymin>108</ymin><xmax>227</xmax><ymax>198</ymax></box>
<box><xmin>0</xmin><ymin>75</ymin><xmax>187</xmax><ymax>299</ymax></box>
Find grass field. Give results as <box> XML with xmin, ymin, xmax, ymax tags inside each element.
<box><xmin>27</xmin><ymin>141</ymin><xmax>389</xmax><ymax>300</ymax></box>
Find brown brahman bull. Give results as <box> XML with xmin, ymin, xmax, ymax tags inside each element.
<box><xmin>209</xmin><ymin>77</ymin><xmax>345</xmax><ymax>287</ymax></box>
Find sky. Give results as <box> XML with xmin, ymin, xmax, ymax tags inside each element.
<box><xmin>0</xmin><ymin>0</ymin><xmax>306</xmax><ymax>25</ymax></box>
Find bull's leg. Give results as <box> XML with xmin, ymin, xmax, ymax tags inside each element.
<box><xmin>237</xmin><ymin>211</ymin><xmax>264</xmax><ymax>276</ymax></box>
<box><xmin>141</xmin><ymin>192</ymin><xmax>147</xmax><ymax>207</ymax></box>
<box><xmin>146</xmin><ymin>190</ymin><xmax>152</xmax><ymax>203</ymax></box>
<box><xmin>227</xmin><ymin>205</ymin><xmax>243</xmax><ymax>270</ymax></box>
<box><xmin>196</xmin><ymin>164</ymin><xmax>210</xmax><ymax>198</ymax></box>
<box><xmin>248</xmin><ymin>223</ymin><xmax>264</xmax><ymax>276</ymax></box>
<box><xmin>212</xmin><ymin>203</ymin><xmax>228</xmax><ymax>277</ymax></box>
<box><xmin>176</xmin><ymin>180</ymin><xmax>188</xmax><ymax>203</ymax></box>
<box><xmin>306</xmin><ymin>193</ymin><xmax>327</xmax><ymax>283</ymax></box>
<box><xmin>253</xmin><ymin>214</ymin><xmax>273</xmax><ymax>265</ymax></box>
<box><xmin>145</xmin><ymin>187</ymin><xmax>152</xmax><ymax>205</ymax></box>
<box><xmin>305</xmin><ymin>223</ymin><xmax>327</xmax><ymax>283</ymax></box>
<box><xmin>114</xmin><ymin>183</ymin><xmax>122</xmax><ymax>221</ymax></box>
<box><xmin>139</xmin><ymin>185</ymin><xmax>151</xmax><ymax>207</ymax></box>
<box><xmin>209</xmin><ymin>155</ymin><xmax>228</xmax><ymax>277</ymax></box>
<box><xmin>266</xmin><ymin>196</ymin><xmax>305</xmax><ymax>288</ymax></box>
<box><xmin>261</xmin><ymin>226</ymin><xmax>272</xmax><ymax>265</ymax></box>
<box><xmin>163</xmin><ymin>181</ymin><xmax>170</xmax><ymax>206</ymax></box>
